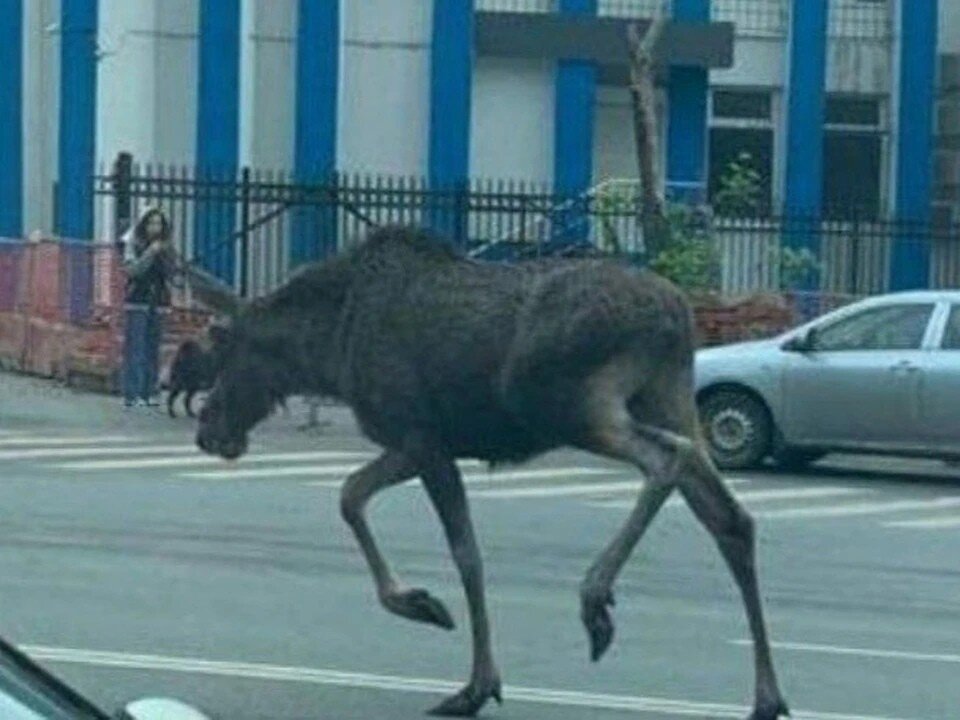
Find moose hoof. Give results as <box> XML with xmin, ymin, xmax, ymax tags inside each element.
<box><xmin>748</xmin><ymin>698</ymin><xmax>791</xmax><ymax>720</ymax></box>
<box><xmin>580</xmin><ymin>587</ymin><xmax>616</xmax><ymax>662</ymax></box>
<box><xmin>427</xmin><ymin>674</ymin><xmax>502</xmax><ymax>717</ymax></box>
<box><xmin>383</xmin><ymin>588</ymin><xmax>455</xmax><ymax>630</ymax></box>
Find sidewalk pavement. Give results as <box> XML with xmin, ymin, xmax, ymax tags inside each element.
<box><xmin>0</xmin><ymin>370</ymin><xmax>360</xmax><ymax>440</ymax></box>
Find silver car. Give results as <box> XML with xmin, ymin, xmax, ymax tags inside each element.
<box><xmin>695</xmin><ymin>290</ymin><xmax>960</xmax><ymax>470</ymax></box>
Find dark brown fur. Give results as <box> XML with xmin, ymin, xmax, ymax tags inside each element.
<box><xmin>194</xmin><ymin>226</ymin><xmax>787</xmax><ymax>720</ymax></box>
<box><xmin>197</xmin><ymin>226</ymin><xmax>692</xmax><ymax>460</ymax></box>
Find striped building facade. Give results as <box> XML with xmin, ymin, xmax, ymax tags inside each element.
<box><xmin>0</xmin><ymin>0</ymin><xmax>954</xmax><ymax>289</ymax></box>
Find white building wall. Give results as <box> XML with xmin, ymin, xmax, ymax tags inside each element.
<box><xmin>23</xmin><ymin>0</ymin><xmax>60</xmax><ymax>235</ymax></box>
<box><xmin>239</xmin><ymin>0</ymin><xmax>296</xmax><ymax>170</ymax></box>
<box><xmin>95</xmin><ymin>0</ymin><xmax>198</xmax><ymax>167</ymax></box>
<box><xmin>151</xmin><ymin>0</ymin><xmax>198</xmax><ymax>164</ymax></box>
<box><xmin>710</xmin><ymin>36</ymin><xmax>786</xmax><ymax>88</ymax></box>
<box><xmin>470</xmin><ymin>56</ymin><xmax>555</xmax><ymax>183</ymax></box>
<box><xmin>21</xmin><ymin>0</ymin><xmax>957</xmax><ymax>233</ymax></box>
<box><xmin>97</xmin><ymin>0</ymin><xmax>156</xmax><ymax>165</ymax></box>
<box><xmin>940</xmin><ymin>0</ymin><xmax>960</xmax><ymax>53</ymax></box>
<box><xmin>593</xmin><ymin>85</ymin><xmax>668</xmax><ymax>186</ymax></box>
<box><xmin>338</xmin><ymin>0</ymin><xmax>432</xmax><ymax>176</ymax></box>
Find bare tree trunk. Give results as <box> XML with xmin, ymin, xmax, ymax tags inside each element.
<box><xmin>627</xmin><ymin>16</ymin><xmax>671</xmax><ymax>260</ymax></box>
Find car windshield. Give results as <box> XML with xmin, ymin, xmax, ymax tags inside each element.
<box><xmin>0</xmin><ymin>637</ymin><xmax>106</xmax><ymax>720</ymax></box>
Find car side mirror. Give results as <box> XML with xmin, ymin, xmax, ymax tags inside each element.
<box><xmin>782</xmin><ymin>328</ymin><xmax>819</xmax><ymax>353</ymax></box>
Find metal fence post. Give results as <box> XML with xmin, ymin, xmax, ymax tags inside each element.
<box><xmin>239</xmin><ymin>166</ymin><xmax>251</xmax><ymax>298</ymax></box>
<box><xmin>454</xmin><ymin>181</ymin><xmax>468</xmax><ymax>249</ymax></box>
<box><xmin>113</xmin><ymin>152</ymin><xmax>133</xmax><ymax>246</ymax></box>
<box><xmin>848</xmin><ymin>212</ymin><xmax>860</xmax><ymax>295</ymax></box>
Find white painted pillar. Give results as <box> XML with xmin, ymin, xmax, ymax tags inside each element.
<box><xmin>22</xmin><ymin>0</ymin><xmax>61</xmax><ymax>235</ymax></box>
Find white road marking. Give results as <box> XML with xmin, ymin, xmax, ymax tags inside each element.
<box><xmin>884</xmin><ymin>516</ymin><xmax>960</xmax><ymax>529</ymax></box>
<box><xmin>593</xmin><ymin>486</ymin><xmax>863</xmax><ymax>510</ymax></box>
<box><xmin>473</xmin><ymin>478</ymin><xmax>757</xmax><ymax>500</ymax></box>
<box><xmin>197</xmin><ymin>465</ymin><xmax>617</xmax><ymax>482</ymax></box>
<box><xmin>0</xmin><ymin>435</ymin><xmax>134</xmax><ymax>447</ymax></box>
<box><xmin>19</xmin><ymin>644</ymin><xmax>918</xmax><ymax>720</ymax></box>
<box><xmin>0</xmin><ymin>445</ymin><xmax>197</xmax><ymax>461</ymax></box>
<box><xmin>731</xmin><ymin>639</ymin><xmax>960</xmax><ymax>665</ymax></box>
<box><xmin>185</xmin><ymin>463</ymin><xmax>376</xmax><ymax>480</ymax></box>
<box><xmin>471</xmin><ymin>480</ymin><xmax>645</xmax><ymax>499</ymax></box>
<box><xmin>731</xmin><ymin>486</ymin><xmax>869</xmax><ymax>503</ymax></box>
<box><xmin>752</xmin><ymin>497</ymin><xmax>960</xmax><ymax>520</ymax></box>
<box><xmin>53</xmin><ymin>451</ymin><xmax>375</xmax><ymax>471</ymax></box>
<box><xmin>458</xmin><ymin>467</ymin><xmax>619</xmax><ymax>482</ymax></box>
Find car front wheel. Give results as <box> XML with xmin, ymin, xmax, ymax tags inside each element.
<box><xmin>698</xmin><ymin>390</ymin><xmax>772</xmax><ymax>470</ymax></box>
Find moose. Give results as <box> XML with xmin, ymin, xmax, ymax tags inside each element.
<box><xmin>192</xmin><ymin>226</ymin><xmax>789</xmax><ymax>719</ymax></box>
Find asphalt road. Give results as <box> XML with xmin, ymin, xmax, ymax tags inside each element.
<box><xmin>0</xmin><ymin>372</ymin><xmax>959</xmax><ymax>720</ymax></box>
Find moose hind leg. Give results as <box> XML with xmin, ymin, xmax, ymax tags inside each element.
<box><xmin>421</xmin><ymin>459</ymin><xmax>501</xmax><ymax>717</ymax></box>
<box><xmin>676</xmin><ymin>446</ymin><xmax>789</xmax><ymax>720</ymax></box>
<box><xmin>339</xmin><ymin>451</ymin><xmax>455</xmax><ymax>631</ymax></box>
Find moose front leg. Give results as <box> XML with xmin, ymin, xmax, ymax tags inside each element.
<box><xmin>340</xmin><ymin>451</ymin><xmax>455</xmax><ymax>630</ymax></box>
<box><xmin>421</xmin><ymin>459</ymin><xmax>502</xmax><ymax>718</ymax></box>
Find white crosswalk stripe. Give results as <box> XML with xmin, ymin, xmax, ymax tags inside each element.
<box><xmin>884</xmin><ymin>515</ymin><xmax>960</xmax><ymax>529</ymax></box>
<box><xmin>52</xmin><ymin>451</ymin><xmax>375</xmax><ymax>471</ymax></box>
<box><xmin>0</xmin><ymin>445</ymin><xmax>197</xmax><ymax>460</ymax></box>
<box><xmin>468</xmin><ymin>476</ymin><xmax>742</xmax><ymax>500</ymax></box>
<box><xmin>216</xmin><ymin>466</ymin><xmax>617</xmax><ymax>483</ymax></box>
<box><xmin>752</xmin><ymin>496</ymin><xmax>960</xmax><ymax>520</ymax></box>
<box><xmin>0</xmin><ymin>435</ymin><xmax>135</xmax><ymax>447</ymax></box>
<box><xmin>471</xmin><ymin>480</ymin><xmax>646</xmax><ymax>499</ymax></box>
<box><xmin>590</xmin><ymin>486</ymin><xmax>869</xmax><ymax>510</ymax></box>
<box><xmin>185</xmin><ymin>463</ymin><xmax>371</xmax><ymax>480</ymax></box>
<box><xmin>6</xmin><ymin>429</ymin><xmax>960</xmax><ymax>533</ymax></box>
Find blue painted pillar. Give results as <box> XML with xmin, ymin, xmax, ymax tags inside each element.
<box><xmin>0</xmin><ymin>0</ymin><xmax>22</xmax><ymax>239</ymax></box>
<box><xmin>781</xmin><ymin>0</ymin><xmax>828</xmax><ymax>299</ymax></box>
<box><xmin>890</xmin><ymin>0</ymin><xmax>938</xmax><ymax>290</ymax></box>
<box><xmin>293</xmin><ymin>0</ymin><xmax>339</xmax><ymax>264</ymax></box>
<box><xmin>195</xmin><ymin>0</ymin><xmax>240</xmax><ymax>282</ymax></box>
<box><xmin>782</xmin><ymin>0</ymin><xmax>828</xmax><ymax>219</ymax></box>
<box><xmin>57</xmin><ymin>0</ymin><xmax>97</xmax><ymax>241</ymax></box>
<box><xmin>428</xmin><ymin>0</ymin><xmax>473</xmax><ymax>247</ymax></box>
<box><xmin>552</xmin><ymin>0</ymin><xmax>597</xmax><ymax>246</ymax></box>
<box><xmin>666</xmin><ymin>0</ymin><xmax>709</xmax><ymax>205</ymax></box>
<box><xmin>58</xmin><ymin>0</ymin><xmax>97</xmax><ymax>323</ymax></box>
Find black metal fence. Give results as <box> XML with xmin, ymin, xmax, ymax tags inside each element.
<box><xmin>92</xmin><ymin>155</ymin><xmax>960</xmax><ymax>301</ymax></box>
<box><xmin>94</xmin><ymin>157</ymin><xmax>648</xmax><ymax>297</ymax></box>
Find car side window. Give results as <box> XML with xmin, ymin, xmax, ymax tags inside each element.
<box><xmin>813</xmin><ymin>303</ymin><xmax>934</xmax><ymax>352</ymax></box>
<box><xmin>942</xmin><ymin>306</ymin><xmax>960</xmax><ymax>350</ymax></box>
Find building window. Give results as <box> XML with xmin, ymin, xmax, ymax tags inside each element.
<box><xmin>708</xmin><ymin>89</ymin><xmax>776</xmax><ymax>215</ymax></box>
<box><xmin>822</xmin><ymin>94</ymin><xmax>886</xmax><ymax>219</ymax></box>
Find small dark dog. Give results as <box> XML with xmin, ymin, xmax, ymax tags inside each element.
<box><xmin>164</xmin><ymin>340</ymin><xmax>216</xmax><ymax>418</ymax></box>
<box><xmin>165</xmin><ymin>335</ymin><xmax>296</xmax><ymax>421</ymax></box>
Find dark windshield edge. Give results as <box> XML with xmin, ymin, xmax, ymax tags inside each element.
<box><xmin>0</xmin><ymin>635</ymin><xmax>111</xmax><ymax>719</ymax></box>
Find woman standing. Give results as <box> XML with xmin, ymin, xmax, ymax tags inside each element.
<box><xmin>121</xmin><ymin>206</ymin><xmax>175</xmax><ymax>407</ymax></box>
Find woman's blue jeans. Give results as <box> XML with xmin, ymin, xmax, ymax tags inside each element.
<box><xmin>122</xmin><ymin>304</ymin><xmax>162</xmax><ymax>403</ymax></box>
